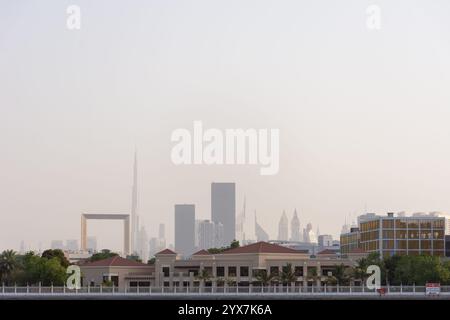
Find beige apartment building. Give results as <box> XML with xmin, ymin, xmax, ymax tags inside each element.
<box><xmin>80</xmin><ymin>242</ymin><xmax>365</xmax><ymax>289</ymax></box>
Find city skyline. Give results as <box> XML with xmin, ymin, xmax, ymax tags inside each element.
<box><xmin>2</xmin><ymin>1</ymin><xmax>450</xmax><ymax>252</ymax></box>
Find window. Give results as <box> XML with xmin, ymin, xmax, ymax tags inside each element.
<box><xmin>216</xmin><ymin>266</ymin><xmax>225</xmax><ymax>277</ymax></box>
<box><xmin>240</xmin><ymin>266</ymin><xmax>249</xmax><ymax>277</ymax></box>
<box><xmin>395</xmin><ymin>219</ymin><xmax>407</xmax><ymax>229</ymax></box>
<box><xmin>383</xmin><ymin>230</ymin><xmax>395</xmax><ymax>239</ymax></box>
<box><xmin>397</xmin><ymin>240</ymin><xmax>407</xmax><ymax>250</ymax></box>
<box><xmin>270</xmin><ymin>266</ymin><xmax>279</xmax><ymax>275</ymax></box>
<box><xmin>294</xmin><ymin>266</ymin><xmax>303</xmax><ymax>277</ymax></box>
<box><xmin>434</xmin><ymin>240</ymin><xmax>444</xmax><ymax>250</ymax></box>
<box><xmin>421</xmin><ymin>240</ymin><xmax>432</xmax><ymax>250</ymax></box>
<box><xmin>204</xmin><ymin>267</ymin><xmax>213</xmax><ymax>276</ymax></box>
<box><xmin>382</xmin><ymin>220</ymin><xmax>394</xmax><ymax>229</ymax></box>
<box><xmin>228</xmin><ymin>266</ymin><xmax>237</xmax><ymax>277</ymax></box>
<box><xmin>409</xmin><ymin>240</ymin><xmax>419</xmax><ymax>250</ymax></box>
<box><xmin>420</xmin><ymin>220</ymin><xmax>432</xmax><ymax>228</ymax></box>
<box><xmin>408</xmin><ymin>220</ymin><xmax>419</xmax><ymax>229</ymax></box>
<box><xmin>162</xmin><ymin>267</ymin><xmax>170</xmax><ymax>277</ymax></box>
<box><xmin>433</xmin><ymin>220</ymin><xmax>444</xmax><ymax>228</ymax></box>
<box><xmin>408</xmin><ymin>230</ymin><xmax>419</xmax><ymax>239</ymax></box>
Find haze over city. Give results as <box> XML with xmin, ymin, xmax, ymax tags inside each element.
<box><xmin>1</xmin><ymin>0</ymin><xmax>450</xmax><ymax>252</ymax></box>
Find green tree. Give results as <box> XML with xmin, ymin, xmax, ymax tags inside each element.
<box><xmin>196</xmin><ymin>269</ymin><xmax>212</xmax><ymax>285</ymax></box>
<box><xmin>41</xmin><ymin>249</ymin><xmax>70</xmax><ymax>268</ymax></box>
<box><xmin>230</xmin><ymin>240</ymin><xmax>240</xmax><ymax>249</ymax></box>
<box><xmin>89</xmin><ymin>249</ymin><xmax>118</xmax><ymax>262</ymax></box>
<box><xmin>333</xmin><ymin>264</ymin><xmax>350</xmax><ymax>285</ymax></box>
<box><xmin>254</xmin><ymin>270</ymin><xmax>277</xmax><ymax>287</ymax></box>
<box><xmin>280</xmin><ymin>263</ymin><xmax>297</xmax><ymax>286</ymax></box>
<box><xmin>0</xmin><ymin>250</ymin><xmax>18</xmax><ymax>285</ymax></box>
<box><xmin>19</xmin><ymin>253</ymin><xmax>66</xmax><ymax>286</ymax></box>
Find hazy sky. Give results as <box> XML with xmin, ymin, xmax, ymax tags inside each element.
<box><xmin>1</xmin><ymin>0</ymin><xmax>450</xmax><ymax>252</ymax></box>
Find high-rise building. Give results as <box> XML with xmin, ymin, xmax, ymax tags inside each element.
<box><xmin>211</xmin><ymin>182</ymin><xmax>236</xmax><ymax>246</ymax></box>
<box><xmin>278</xmin><ymin>211</ymin><xmax>288</xmax><ymax>241</ymax></box>
<box><xmin>214</xmin><ymin>222</ymin><xmax>224</xmax><ymax>248</ymax></box>
<box><xmin>19</xmin><ymin>240</ymin><xmax>25</xmax><ymax>254</ymax></box>
<box><xmin>198</xmin><ymin>220</ymin><xmax>215</xmax><ymax>250</ymax></box>
<box><xmin>235</xmin><ymin>197</ymin><xmax>246</xmax><ymax>242</ymax></box>
<box><xmin>159</xmin><ymin>223</ymin><xmax>165</xmax><ymax>240</ymax></box>
<box><xmin>255</xmin><ymin>212</ymin><xmax>269</xmax><ymax>242</ymax></box>
<box><xmin>175</xmin><ymin>204</ymin><xmax>195</xmax><ymax>257</ymax></box>
<box><xmin>149</xmin><ymin>237</ymin><xmax>165</xmax><ymax>257</ymax></box>
<box><xmin>318</xmin><ymin>234</ymin><xmax>333</xmax><ymax>247</ymax></box>
<box><xmin>131</xmin><ymin>150</ymin><xmax>139</xmax><ymax>255</ymax></box>
<box><xmin>50</xmin><ymin>240</ymin><xmax>64</xmax><ymax>250</ymax></box>
<box><xmin>303</xmin><ymin>223</ymin><xmax>317</xmax><ymax>243</ymax></box>
<box><xmin>87</xmin><ymin>236</ymin><xmax>97</xmax><ymax>253</ymax></box>
<box><xmin>138</xmin><ymin>226</ymin><xmax>149</xmax><ymax>263</ymax></box>
<box><xmin>290</xmin><ymin>209</ymin><xmax>301</xmax><ymax>241</ymax></box>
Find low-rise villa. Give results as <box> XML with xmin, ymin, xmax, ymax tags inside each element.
<box><xmin>80</xmin><ymin>241</ymin><xmax>366</xmax><ymax>289</ymax></box>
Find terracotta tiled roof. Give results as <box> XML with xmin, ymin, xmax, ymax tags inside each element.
<box><xmin>221</xmin><ymin>242</ymin><xmax>304</xmax><ymax>254</ymax></box>
<box><xmin>192</xmin><ymin>249</ymin><xmax>210</xmax><ymax>255</ymax></box>
<box><xmin>155</xmin><ymin>248</ymin><xmax>177</xmax><ymax>255</ymax></box>
<box><xmin>82</xmin><ymin>256</ymin><xmax>148</xmax><ymax>267</ymax></box>
<box><xmin>317</xmin><ymin>249</ymin><xmax>337</xmax><ymax>255</ymax></box>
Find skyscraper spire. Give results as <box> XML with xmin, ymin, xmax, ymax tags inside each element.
<box><xmin>131</xmin><ymin>149</ymin><xmax>139</xmax><ymax>255</ymax></box>
<box><xmin>290</xmin><ymin>209</ymin><xmax>300</xmax><ymax>241</ymax></box>
<box><xmin>278</xmin><ymin>210</ymin><xmax>288</xmax><ymax>241</ymax></box>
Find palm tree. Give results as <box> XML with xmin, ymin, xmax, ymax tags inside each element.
<box><xmin>280</xmin><ymin>263</ymin><xmax>297</xmax><ymax>286</ymax></box>
<box><xmin>334</xmin><ymin>264</ymin><xmax>350</xmax><ymax>285</ymax></box>
<box><xmin>196</xmin><ymin>269</ymin><xmax>211</xmax><ymax>286</ymax></box>
<box><xmin>254</xmin><ymin>270</ymin><xmax>277</xmax><ymax>287</ymax></box>
<box><xmin>0</xmin><ymin>250</ymin><xmax>18</xmax><ymax>285</ymax></box>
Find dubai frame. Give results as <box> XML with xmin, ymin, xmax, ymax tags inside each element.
<box><xmin>81</xmin><ymin>213</ymin><xmax>130</xmax><ymax>256</ymax></box>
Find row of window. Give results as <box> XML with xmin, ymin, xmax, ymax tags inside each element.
<box><xmin>163</xmin><ymin>265</ymin><xmax>334</xmax><ymax>278</ymax></box>
<box><xmin>361</xmin><ymin>230</ymin><xmax>444</xmax><ymax>241</ymax></box>
<box><xmin>361</xmin><ymin>240</ymin><xmax>445</xmax><ymax>251</ymax></box>
<box><xmin>360</xmin><ymin>219</ymin><xmax>444</xmax><ymax>231</ymax></box>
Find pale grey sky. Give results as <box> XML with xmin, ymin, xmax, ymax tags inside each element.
<box><xmin>1</xmin><ymin>0</ymin><xmax>450</xmax><ymax>251</ymax></box>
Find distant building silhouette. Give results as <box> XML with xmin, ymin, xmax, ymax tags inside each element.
<box><xmin>51</xmin><ymin>240</ymin><xmax>64</xmax><ymax>250</ymax></box>
<box><xmin>278</xmin><ymin>211</ymin><xmax>288</xmax><ymax>241</ymax></box>
<box><xmin>303</xmin><ymin>223</ymin><xmax>317</xmax><ymax>243</ymax></box>
<box><xmin>318</xmin><ymin>234</ymin><xmax>333</xmax><ymax>247</ymax></box>
<box><xmin>87</xmin><ymin>236</ymin><xmax>97</xmax><ymax>253</ymax></box>
<box><xmin>131</xmin><ymin>151</ymin><xmax>139</xmax><ymax>255</ymax></box>
<box><xmin>255</xmin><ymin>212</ymin><xmax>269</xmax><ymax>242</ymax></box>
<box><xmin>175</xmin><ymin>204</ymin><xmax>195</xmax><ymax>257</ymax></box>
<box><xmin>290</xmin><ymin>209</ymin><xmax>301</xmax><ymax>241</ymax></box>
<box><xmin>65</xmin><ymin>239</ymin><xmax>79</xmax><ymax>252</ymax></box>
<box><xmin>236</xmin><ymin>197</ymin><xmax>246</xmax><ymax>242</ymax></box>
<box><xmin>211</xmin><ymin>183</ymin><xmax>236</xmax><ymax>245</ymax></box>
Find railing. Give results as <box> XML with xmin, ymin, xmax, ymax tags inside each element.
<box><xmin>0</xmin><ymin>285</ymin><xmax>448</xmax><ymax>295</ymax></box>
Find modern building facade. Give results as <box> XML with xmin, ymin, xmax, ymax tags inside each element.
<box><xmin>174</xmin><ymin>204</ymin><xmax>196</xmax><ymax>257</ymax></box>
<box><xmin>211</xmin><ymin>182</ymin><xmax>236</xmax><ymax>245</ymax></box>
<box><xmin>341</xmin><ymin>212</ymin><xmax>446</xmax><ymax>257</ymax></box>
